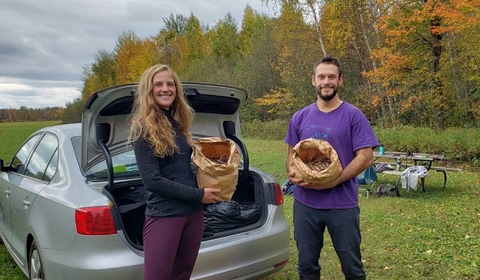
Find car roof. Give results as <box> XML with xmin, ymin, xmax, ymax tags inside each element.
<box><xmin>40</xmin><ymin>123</ymin><xmax>81</xmax><ymax>137</ymax></box>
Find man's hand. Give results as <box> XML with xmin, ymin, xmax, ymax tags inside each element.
<box><xmin>201</xmin><ymin>188</ymin><xmax>224</xmax><ymax>204</ymax></box>
<box><xmin>288</xmin><ymin>170</ymin><xmax>338</xmax><ymax>190</ymax></box>
<box><xmin>301</xmin><ymin>180</ymin><xmax>337</xmax><ymax>190</ymax></box>
<box><xmin>287</xmin><ymin>170</ymin><xmax>303</xmax><ymax>185</ymax></box>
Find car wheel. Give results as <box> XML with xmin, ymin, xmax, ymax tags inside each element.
<box><xmin>29</xmin><ymin>240</ymin><xmax>46</xmax><ymax>280</ymax></box>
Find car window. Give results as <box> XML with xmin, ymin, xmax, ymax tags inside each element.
<box><xmin>24</xmin><ymin>134</ymin><xmax>59</xmax><ymax>182</ymax></box>
<box><xmin>43</xmin><ymin>149</ymin><xmax>59</xmax><ymax>182</ymax></box>
<box><xmin>10</xmin><ymin>134</ymin><xmax>42</xmax><ymax>174</ymax></box>
<box><xmin>86</xmin><ymin>149</ymin><xmax>139</xmax><ymax>180</ymax></box>
<box><xmin>71</xmin><ymin>136</ymin><xmax>139</xmax><ymax>180</ymax></box>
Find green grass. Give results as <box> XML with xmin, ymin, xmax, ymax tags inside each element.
<box><xmin>247</xmin><ymin>138</ymin><xmax>480</xmax><ymax>280</ymax></box>
<box><xmin>1</xmin><ymin>122</ymin><xmax>479</xmax><ymax>279</ymax></box>
<box><xmin>0</xmin><ymin>244</ymin><xmax>25</xmax><ymax>280</ymax></box>
<box><xmin>0</xmin><ymin>121</ymin><xmax>61</xmax><ymax>161</ymax></box>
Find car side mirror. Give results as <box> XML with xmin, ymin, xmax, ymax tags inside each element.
<box><xmin>0</xmin><ymin>159</ymin><xmax>14</xmax><ymax>172</ymax></box>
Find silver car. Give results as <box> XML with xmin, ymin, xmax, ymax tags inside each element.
<box><xmin>0</xmin><ymin>83</ymin><xmax>290</xmax><ymax>280</ymax></box>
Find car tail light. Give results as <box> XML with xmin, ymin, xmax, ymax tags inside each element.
<box><xmin>75</xmin><ymin>207</ymin><xmax>116</xmax><ymax>235</ymax></box>
<box><xmin>274</xmin><ymin>182</ymin><xmax>284</xmax><ymax>205</ymax></box>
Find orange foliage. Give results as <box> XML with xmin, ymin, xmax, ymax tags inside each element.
<box><xmin>399</xmin><ymin>95</ymin><xmax>419</xmax><ymax>114</ymax></box>
<box><xmin>254</xmin><ymin>87</ymin><xmax>296</xmax><ymax>117</ymax></box>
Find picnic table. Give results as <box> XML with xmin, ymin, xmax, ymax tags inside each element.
<box><xmin>373</xmin><ymin>151</ymin><xmax>444</xmax><ymax>170</ymax></box>
<box><xmin>372</xmin><ymin>150</ymin><xmax>461</xmax><ymax>192</ymax></box>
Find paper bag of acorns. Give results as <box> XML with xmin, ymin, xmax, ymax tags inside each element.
<box><xmin>289</xmin><ymin>138</ymin><xmax>343</xmax><ymax>185</ymax></box>
<box><xmin>192</xmin><ymin>137</ymin><xmax>241</xmax><ymax>201</ymax></box>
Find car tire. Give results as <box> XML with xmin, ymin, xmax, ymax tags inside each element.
<box><xmin>29</xmin><ymin>240</ymin><xmax>46</xmax><ymax>280</ymax></box>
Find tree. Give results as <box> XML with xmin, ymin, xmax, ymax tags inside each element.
<box><xmin>61</xmin><ymin>98</ymin><xmax>83</xmax><ymax>124</ymax></box>
<box><xmin>155</xmin><ymin>14</ymin><xmax>190</xmax><ymax>72</ymax></box>
<box><xmin>271</xmin><ymin>0</ymin><xmax>318</xmax><ymax>110</ymax></box>
<box><xmin>73</xmin><ymin>1</ymin><xmax>480</xmax><ymax>128</ymax></box>
<box><xmin>114</xmin><ymin>31</ymin><xmax>143</xmax><ymax>83</ymax></box>
<box><xmin>125</xmin><ymin>38</ymin><xmax>159</xmax><ymax>82</ymax></box>
<box><xmin>184</xmin><ymin>14</ymin><xmax>209</xmax><ymax>62</ymax></box>
<box><xmin>79</xmin><ymin>49</ymin><xmax>116</xmax><ymax>104</ymax></box>
<box><xmin>236</xmin><ymin>11</ymin><xmax>282</xmax><ymax>121</ymax></box>
<box><xmin>210</xmin><ymin>13</ymin><xmax>240</xmax><ymax>60</ymax></box>
<box><xmin>365</xmin><ymin>0</ymin><xmax>480</xmax><ymax>128</ymax></box>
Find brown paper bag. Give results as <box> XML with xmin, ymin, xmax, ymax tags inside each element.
<box><xmin>192</xmin><ymin>137</ymin><xmax>241</xmax><ymax>201</ymax></box>
<box><xmin>289</xmin><ymin>138</ymin><xmax>343</xmax><ymax>185</ymax></box>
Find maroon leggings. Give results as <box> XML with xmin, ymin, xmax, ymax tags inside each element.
<box><xmin>143</xmin><ymin>210</ymin><xmax>204</xmax><ymax>280</ymax></box>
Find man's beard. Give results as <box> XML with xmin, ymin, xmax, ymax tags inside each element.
<box><xmin>316</xmin><ymin>85</ymin><xmax>338</xmax><ymax>101</ymax></box>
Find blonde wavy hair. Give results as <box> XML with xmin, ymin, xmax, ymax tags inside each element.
<box><xmin>128</xmin><ymin>64</ymin><xmax>194</xmax><ymax>158</ymax></box>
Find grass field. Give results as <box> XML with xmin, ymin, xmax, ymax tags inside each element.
<box><xmin>0</xmin><ymin>122</ymin><xmax>479</xmax><ymax>279</ymax></box>
<box><xmin>247</xmin><ymin>138</ymin><xmax>480</xmax><ymax>280</ymax></box>
<box><xmin>0</xmin><ymin>121</ymin><xmax>61</xmax><ymax>161</ymax></box>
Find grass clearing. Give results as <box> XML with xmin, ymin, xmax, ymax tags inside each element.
<box><xmin>247</xmin><ymin>138</ymin><xmax>480</xmax><ymax>280</ymax></box>
<box><xmin>0</xmin><ymin>121</ymin><xmax>60</xmax><ymax>161</ymax></box>
<box><xmin>0</xmin><ymin>122</ymin><xmax>479</xmax><ymax>279</ymax></box>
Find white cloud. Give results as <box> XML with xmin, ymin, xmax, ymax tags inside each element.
<box><xmin>0</xmin><ymin>77</ymin><xmax>82</xmax><ymax>108</ymax></box>
<box><xmin>0</xmin><ymin>0</ymin><xmax>273</xmax><ymax>109</ymax></box>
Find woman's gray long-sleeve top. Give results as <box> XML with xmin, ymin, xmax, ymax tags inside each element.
<box><xmin>132</xmin><ymin>113</ymin><xmax>204</xmax><ymax>217</ymax></box>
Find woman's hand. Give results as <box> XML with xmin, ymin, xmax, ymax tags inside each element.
<box><xmin>201</xmin><ymin>188</ymin><xmax>224</xmax><ymax>204</ymax></box>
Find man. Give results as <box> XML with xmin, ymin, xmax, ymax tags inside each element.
<box><xmin>285</xmin><ymin>56</ymin><xmax>379</xmax><ymax>280</ymax></box>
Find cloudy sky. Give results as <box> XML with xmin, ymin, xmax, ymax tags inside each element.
<box><xmin>0</xmin><ymin>0</ymin><xmax>275</xmax><ymax>109</ymax></box>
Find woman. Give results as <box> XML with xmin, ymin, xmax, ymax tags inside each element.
<box><xmin>129</xmin><ymin>64</ymin><xmax>223</xmax><ymax>280</ymax></box>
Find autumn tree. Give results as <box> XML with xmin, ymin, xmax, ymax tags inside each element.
<box><xmin>268</xmin><ymin>1</ymin><xmax>318</xmax><ymax>113</ymax></box>
<box><xmin>320</xmin><ymin>0</ymin><xmax>392</xmax><ymax>125</ymax></box>
<box><xmin>82</xmin><ymin>49</ymin><xmax>116</xmax><ymax>98</ymax></box>
<box><xmin>62</xmin><ymin>49</ymin><xmax>116</xmax><ymax>123</ymax></box>
<box><xmin>435</xmin><ymin>0</ymin><xmax>480</xmax><ymax>126</ymax></box>
<box><xmin>155</xmin><ymin>14</ymin><xmax>190</xmax><ymax>71</ymax></box>
<box><xmin>72</xmin><ymin>1</ymin><xmax>480</xmax><ymax>128</ymax></box>
<box><xmin>237</xmin><ymin>7</ymin><xmax>282</xmax><ymax>121</ymax></box>
<box><xmin>363</xmin><ymin>0</ymin><xmax>480</xmax><ymax>128</ymax></box>
<box><xmin>114</xmin><ymin>31</ymin><xmax>158</xmax><ymax>83</ymax></box>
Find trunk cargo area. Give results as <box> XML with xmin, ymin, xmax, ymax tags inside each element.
<box><xmin>110</xmin><ymin>170</ymin><xmax>267</xmax><ymax>249</ymax></box>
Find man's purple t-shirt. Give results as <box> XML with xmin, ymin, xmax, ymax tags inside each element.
<box><xmin>285</xmin><ymin>101</ymin><xmax>379</xmax><ymax>209</ymax></box>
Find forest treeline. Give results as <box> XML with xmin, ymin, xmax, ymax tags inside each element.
<box><xmin>7</xmin><ymin>0</ymin><xmax>480</xmax><ymax>128</ymax></box>
<box><xmin>0</xmin><ymin>107</ymin><xmax>63</xmax><ymax>122</ymax></box>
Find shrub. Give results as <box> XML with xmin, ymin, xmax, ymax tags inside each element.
<box><xmin>241</xmin><ymin>119</ymin><xmax>289</xmax><ymax>140</ymax></box>
<box><xmin>243</xmin><ymin>121</ymin><xmax>480</xmax><ymax>168</ymax></box>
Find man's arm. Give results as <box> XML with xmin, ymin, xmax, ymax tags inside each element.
<box><xmin>303</xmin><ymin>147</ymin><xmax>374</xmax><ymax>190</ymax></box>
<box><xmin>329</xmin><ymin>147</ymin><xmax>373</xmax><ymax>184</ymax></box>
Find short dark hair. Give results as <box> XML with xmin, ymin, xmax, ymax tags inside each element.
<box><xmin>313</xmin><ymin>56</ymin><xmax>342</xmax><ymax>77</ymax></box>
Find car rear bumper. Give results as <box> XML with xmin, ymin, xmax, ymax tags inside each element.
<box><xmin>40</xmin><ymin>235</ymin><xmax>144</xmax><ymax>280</ymax></box>
<box><xmin>192</xmin><ymin>205</ymin><xmax>290</xmax><ymax>279</ymax></box>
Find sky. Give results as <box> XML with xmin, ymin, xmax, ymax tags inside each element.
<box><xmin>0</xmin><ymin>0</ymin><xmax>275</xmax><ymax>109</ymax></box>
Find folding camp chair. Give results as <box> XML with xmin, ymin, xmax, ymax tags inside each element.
<box><xmin>357</xmin><ymin>165</ymin><xmax>378</xmax><ymax>198</ymax></box>
<box><xmin>281</xmin><ymin>179</ymin><xmax>294</xmax><ymax>195</ymax></box>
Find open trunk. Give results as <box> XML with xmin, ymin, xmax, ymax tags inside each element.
<box><xmin>93</xmin><ymin>116</ymin><xmax>268</xmax><ymax>250</ymax></box>
<box><xmin>104</xmin><ymin>168</ymin><xmax>269</xmax><ymax>249</ymax></box>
